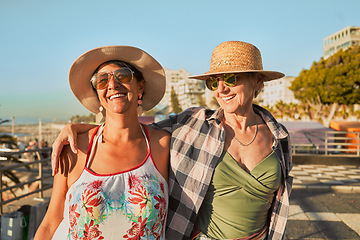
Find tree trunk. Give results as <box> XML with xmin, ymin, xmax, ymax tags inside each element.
<box><xmin>322</xmin><ymin>103</ymin><xmax>339</xmax><ymax>127</ymax></box>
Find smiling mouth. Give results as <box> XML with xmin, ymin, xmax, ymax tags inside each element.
<box><xmin>222</xmin><ymin>95</ymin><xmax>235</xmax><ymax>101</ymax></box>
<box><xmin>109</xmin><ymin>93</ymin><xmax>126</xmax><ymax>100</ymax></box>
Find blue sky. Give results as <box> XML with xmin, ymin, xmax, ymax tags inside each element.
<box><xmin>0</xmin><ymin>0</ymin><xmax>359</xmax><ymax>123</ymax></box>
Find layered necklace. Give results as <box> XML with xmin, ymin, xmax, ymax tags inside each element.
<box><xmin>224</xmin><ymin>121</ymin><xmax>258</xmax><ymax>146</ymax></box>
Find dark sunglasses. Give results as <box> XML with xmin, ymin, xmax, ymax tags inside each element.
<box><xmin>91</xmin><ymin>68</ymin><xmax>134</xmax><ymax>90</ymax></box>
<box><xmin>205</xmin><ymin>73</ymin><xmax>237</xmax><ymax>91</ymax></box>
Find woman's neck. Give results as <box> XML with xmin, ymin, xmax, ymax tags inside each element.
<box><xmin>223</xmin><ymin>107</ymin><xmax>257</xmax><ymax>131</ymax></box>
<box><xmin>102</xmin><ymin>112</ymin><xmax>143</xmax><ymax>142</ymax></box>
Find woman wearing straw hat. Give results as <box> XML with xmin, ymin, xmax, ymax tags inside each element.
<box><xmin>35</xmin><ymin>46</ymin><xmax>170</xmax><ymax>240</ymax></box>
<box><xmin>51</xmin><ymin>41</ymin><xmax>292</xmax><ymax>240</ymax></box>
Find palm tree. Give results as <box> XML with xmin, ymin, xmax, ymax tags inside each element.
<box><xmin>170</xmin><ymin>87</ymin><xmax>183</xmax><ymax>113</ymax></box>
<box><xmin>273</xmin><ymin>100</ymin><xmax>286</xmax><ymax>120</ymax></box>
<box><xmin>0</xmin><ymin>119</ymin><xmax>10</xmax><ymax>125</ymax></box>
<box><xmin>210</xmin><ymin>97</ymin><xmax>220</xmax><ymax>109</ymax></box>
<box><xmin>0</xmin><ymin>119</ymin><xmax>25</xmax><ymax>197</ymax></box>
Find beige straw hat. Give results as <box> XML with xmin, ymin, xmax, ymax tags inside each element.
<box><xmin>189</xmin><ymin>41</ymin><xmax>284</xmax><ymax>81</ymax></box>
<box><xmin>69</xmin><ymin>45</ymin><xmax>166</xmax><ymax>114</ymax></box>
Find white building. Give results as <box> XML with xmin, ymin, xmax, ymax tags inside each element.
<box><xmin>323</xmin><ymin>26</ymin><xmax>360</xmax><ymax>59</ymax></box>
<box><xmin>258</xmin><ymin>76</ymin><xmax>299</xmax><ymax>107</ymax></box>
<box><xmin>159</xmin><ymin>68</ymin><xmax>205</xmax><ymax>112</ymax></box>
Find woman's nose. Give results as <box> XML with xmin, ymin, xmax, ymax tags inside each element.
<box><xmin>107</xmin><ymin>75</ymin><xmax>121</xmax><ymax>89</ymax></box>
<box><xmin>216</xmin><ymin>79</ymin><xmax>227</xmax><ymax>92</ymax></box>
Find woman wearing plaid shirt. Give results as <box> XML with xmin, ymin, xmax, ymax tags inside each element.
<box><xmin>51</xmin><ymin>41</ymin><xmax>293</xmax><ymax>240</ymax></box>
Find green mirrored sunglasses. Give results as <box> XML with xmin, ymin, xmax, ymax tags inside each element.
<box><xmin>205</xmin><ymin>73</ymin><xmax>237</xmax><ymax>91</ymax></box>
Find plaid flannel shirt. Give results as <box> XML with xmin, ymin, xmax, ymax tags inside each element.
<box><xmin>153</xmin><ymin>105</ymin><xmax>293</xmax><ymax>240</ymax></box>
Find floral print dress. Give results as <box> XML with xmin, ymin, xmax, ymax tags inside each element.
<box><xmin>52</xmin><ymin>124</ymin><xmax>168</xmax><ymax>240</ymax></box>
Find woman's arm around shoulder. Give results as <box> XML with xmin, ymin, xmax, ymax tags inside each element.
<box><xmin>151</xmin><ymin>107</ymin><xmax>208</xmax><ymax>133</ymax></box>
<box><xmin>52</xmin><ymin>123</ymin><xmax>98</xmax><ymax>175</ymax></box>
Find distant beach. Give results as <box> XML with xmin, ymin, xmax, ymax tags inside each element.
<box><xmin>0</xmin><ymin>123</ymin><xmax>38</xmax><ymax>134</ymax></box>
<box><xmin>0</xmin><ymin>123</ymin><xmax>65</xmax><ymax>144</ymax></box>
<box><xmin>0</xmin><ymin>116</ymin><xmax>62</xmax><ymax>125</ymax></box>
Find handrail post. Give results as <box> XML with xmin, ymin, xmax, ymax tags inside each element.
<box><xmin>0</xmin><ymin>170</ymin><xmax>3</xmax><ymax>215</ymax></box>
<box><xmin>38</xmin><ymin>150</ymin><xmax>44</xmax><ymax>199</ymax></box>
<box><xmin>292</xmin><ymin>131</ymin><xmax>295</xmax><ymax>155</ymax></box>
<box><xmin>325</xmin><ymin>131</ymin><xmax>328</xmax><ymax>155</ymax></box>
<box><xmin>357</xmin><ymin>132</ymin><xmax>360</xmax><ymax>156</ymax></box>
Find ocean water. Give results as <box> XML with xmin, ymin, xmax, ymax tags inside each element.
<box><xmin>0</xmin><ymin>117</ymin><xmax>54</xmax><ymax>125</ymax></box>
<box><xmin>0</xmin><ymin>132</ymin><xmax>30</xmax><ymax>137</ymax></box>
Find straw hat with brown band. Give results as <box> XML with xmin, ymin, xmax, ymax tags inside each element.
<box><xmin>69</xmin><ymin>45</ymin><xmax>166</xmax><ymax>121</ymax></box>
<box><xmin>189</xmin><ymin>41</ymin><xmax>284</xmax><ymax>81</ymax></box>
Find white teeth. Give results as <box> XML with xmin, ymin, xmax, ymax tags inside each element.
<box><xmin>222</xmin><ymin>95</ymin><xmax>235</xmax><ymax>101</ymax></box>
<box><xmin>109</xmin><ymin>93</ymin><xmax>126</xmax><ymax>100</ymax></box>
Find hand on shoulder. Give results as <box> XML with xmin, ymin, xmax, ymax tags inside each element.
<box><xmin>58</xmin><ymin>129</ymin><xmax>93</xmax><ymax>177</ymax></box>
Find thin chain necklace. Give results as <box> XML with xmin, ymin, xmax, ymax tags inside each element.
<box><xmin>224</xmin><ymin>122</ymin><xmax>258</xmax><ymax>146</ymax></box>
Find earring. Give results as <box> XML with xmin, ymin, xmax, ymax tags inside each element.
<box><xmin>137</xmin><ymin>93</ymin><xmax>143</xmax><ymax>116</ymax></box>
<box><xmin>138</xmin><ymin>93</ymin><xmax>143</xmax><ymax>106</ymax></box>
<box><xmin>96</xmin><ymin>106</ymin><xmax>105</xmax><ymax>123</ymax></box>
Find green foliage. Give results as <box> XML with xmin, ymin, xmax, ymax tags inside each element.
<box><xmin>0</xmin><ymin>119</ymin><xmax>10</xmax><ymax>125</ymax></box>
<box><xmin>290</xmin><ymin>46</ymin><xmax>360</xmax><ymax>105</ymax></box>
<box><xmin>197</xmin><ymin>93</ymin><xmax>207</xmax><ymax>108</ymax></box>
<box><xmin>170</xmin><ymin>86</ymin><xmax>183</xmax><ymax>113</ymax></box>
<box><xmin>210</xmin><ymin>97</ymin><xmax>220</xmax><ymax>109</ymax></box>
<box><xmin>0</xmin><ymin>134</ymin><xmax>24</xmax><ymax>191</ymax></box>
<box><xmin>142</xmin><ymin>109</ymin><xmax>154</xmax><ymax>116</ymax></box>
<box><xmin>273</xmin><ymin>100</ymin><xmax>286</xmax><ymax>119</ymax></box>
<box><xmin>289</xmin><ymin>46</ymin><xmax>360</xmax><ymax>126</ymax></box>
<box><xmin>262</xmin><ymin>101</ymin><xmax>300</xmax><ymax>120</ymax></box>
<box><xmin>0</xmin><ymin>134</ymin><xmax>18</xmax><ymax>148</ymax></box>
<box><xmin>3</xmin><ymin>169</ymin><xmax>22</xmax><ymax>186</ymax></box>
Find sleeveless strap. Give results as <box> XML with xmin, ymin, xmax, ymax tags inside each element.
<box><xmin>86</xmin><ymin>123</ymin><xmax>105</xmax><ymax>168</ymax></box>
<box><xmin>86</xmin><ymin>123</ymin><xmax>150</xmax><ymax>168</ymax></box>
<box><xmin>139</xmin><ymin>124</ymin><xmax>151</xmax><ymax>155</ymax></box>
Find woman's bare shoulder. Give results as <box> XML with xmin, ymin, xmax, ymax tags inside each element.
<box><xmin>144</xmin><ymin>124</ymin><xmax>170</xmax><ymax>181</ymax></box>
<box><xmin>78</xmin><ymin>128</ymin><xmax>96</xmax><ymax>149</ymax></box>
<box><xmin>58</xmin><ymin>129</ymin><xmax>94</xmax><ymax>177</ymax></box>
<box><xmin>144</xmin><ymin>124</ymin><xmax>170</xmax><ymax>147</ymax></box>
<box><xmin>145</xmin><ymin>124</ymin><xmax>170</xmax><ymax>138</ymax></box>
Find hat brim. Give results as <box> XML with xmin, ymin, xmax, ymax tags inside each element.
<box><xmin>69</xmin><ymin>45</ymin><xmax>166</xmax><ymax>113</ymax></box>
<box><xmin>189</xmin><ymin>70</ymin><xmax>285</xmax><ymax>81</ymax></box>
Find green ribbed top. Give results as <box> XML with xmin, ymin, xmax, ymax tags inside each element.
<box><xmin>196</xmin><ymin>151</ymin><xmax>281</xmax><ymax>239</ymax></box>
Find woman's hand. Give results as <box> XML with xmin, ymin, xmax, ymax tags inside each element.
<box><xmin>51</xmin><ymin>123</ymin><xmax>98</xmax><ymax>175</ymax></box>
<box><xmin>51</xmin><ymin>124</ymin><xmax>78</xmax><ymax>175</ymax></box>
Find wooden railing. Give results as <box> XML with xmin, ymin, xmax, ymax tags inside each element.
<box><xmin>0</xmin><ymin>147</ymin><xmax>53</xmax><ymax>214</ymax></box>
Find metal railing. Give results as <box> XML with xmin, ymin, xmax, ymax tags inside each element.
<box><xmin>1</xmin><ymin>130</ymin><xmax>359</xmax><ymax>214</ymax></box>
<box><xmin>290</xmin><ymin>130</ymin><xmax>360</xmax><ymax>156</ymax></box>
<box><xmin>0</xmin><ymin>147</ymin><xmax>53</xmax><ymax>214</ymax></box>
